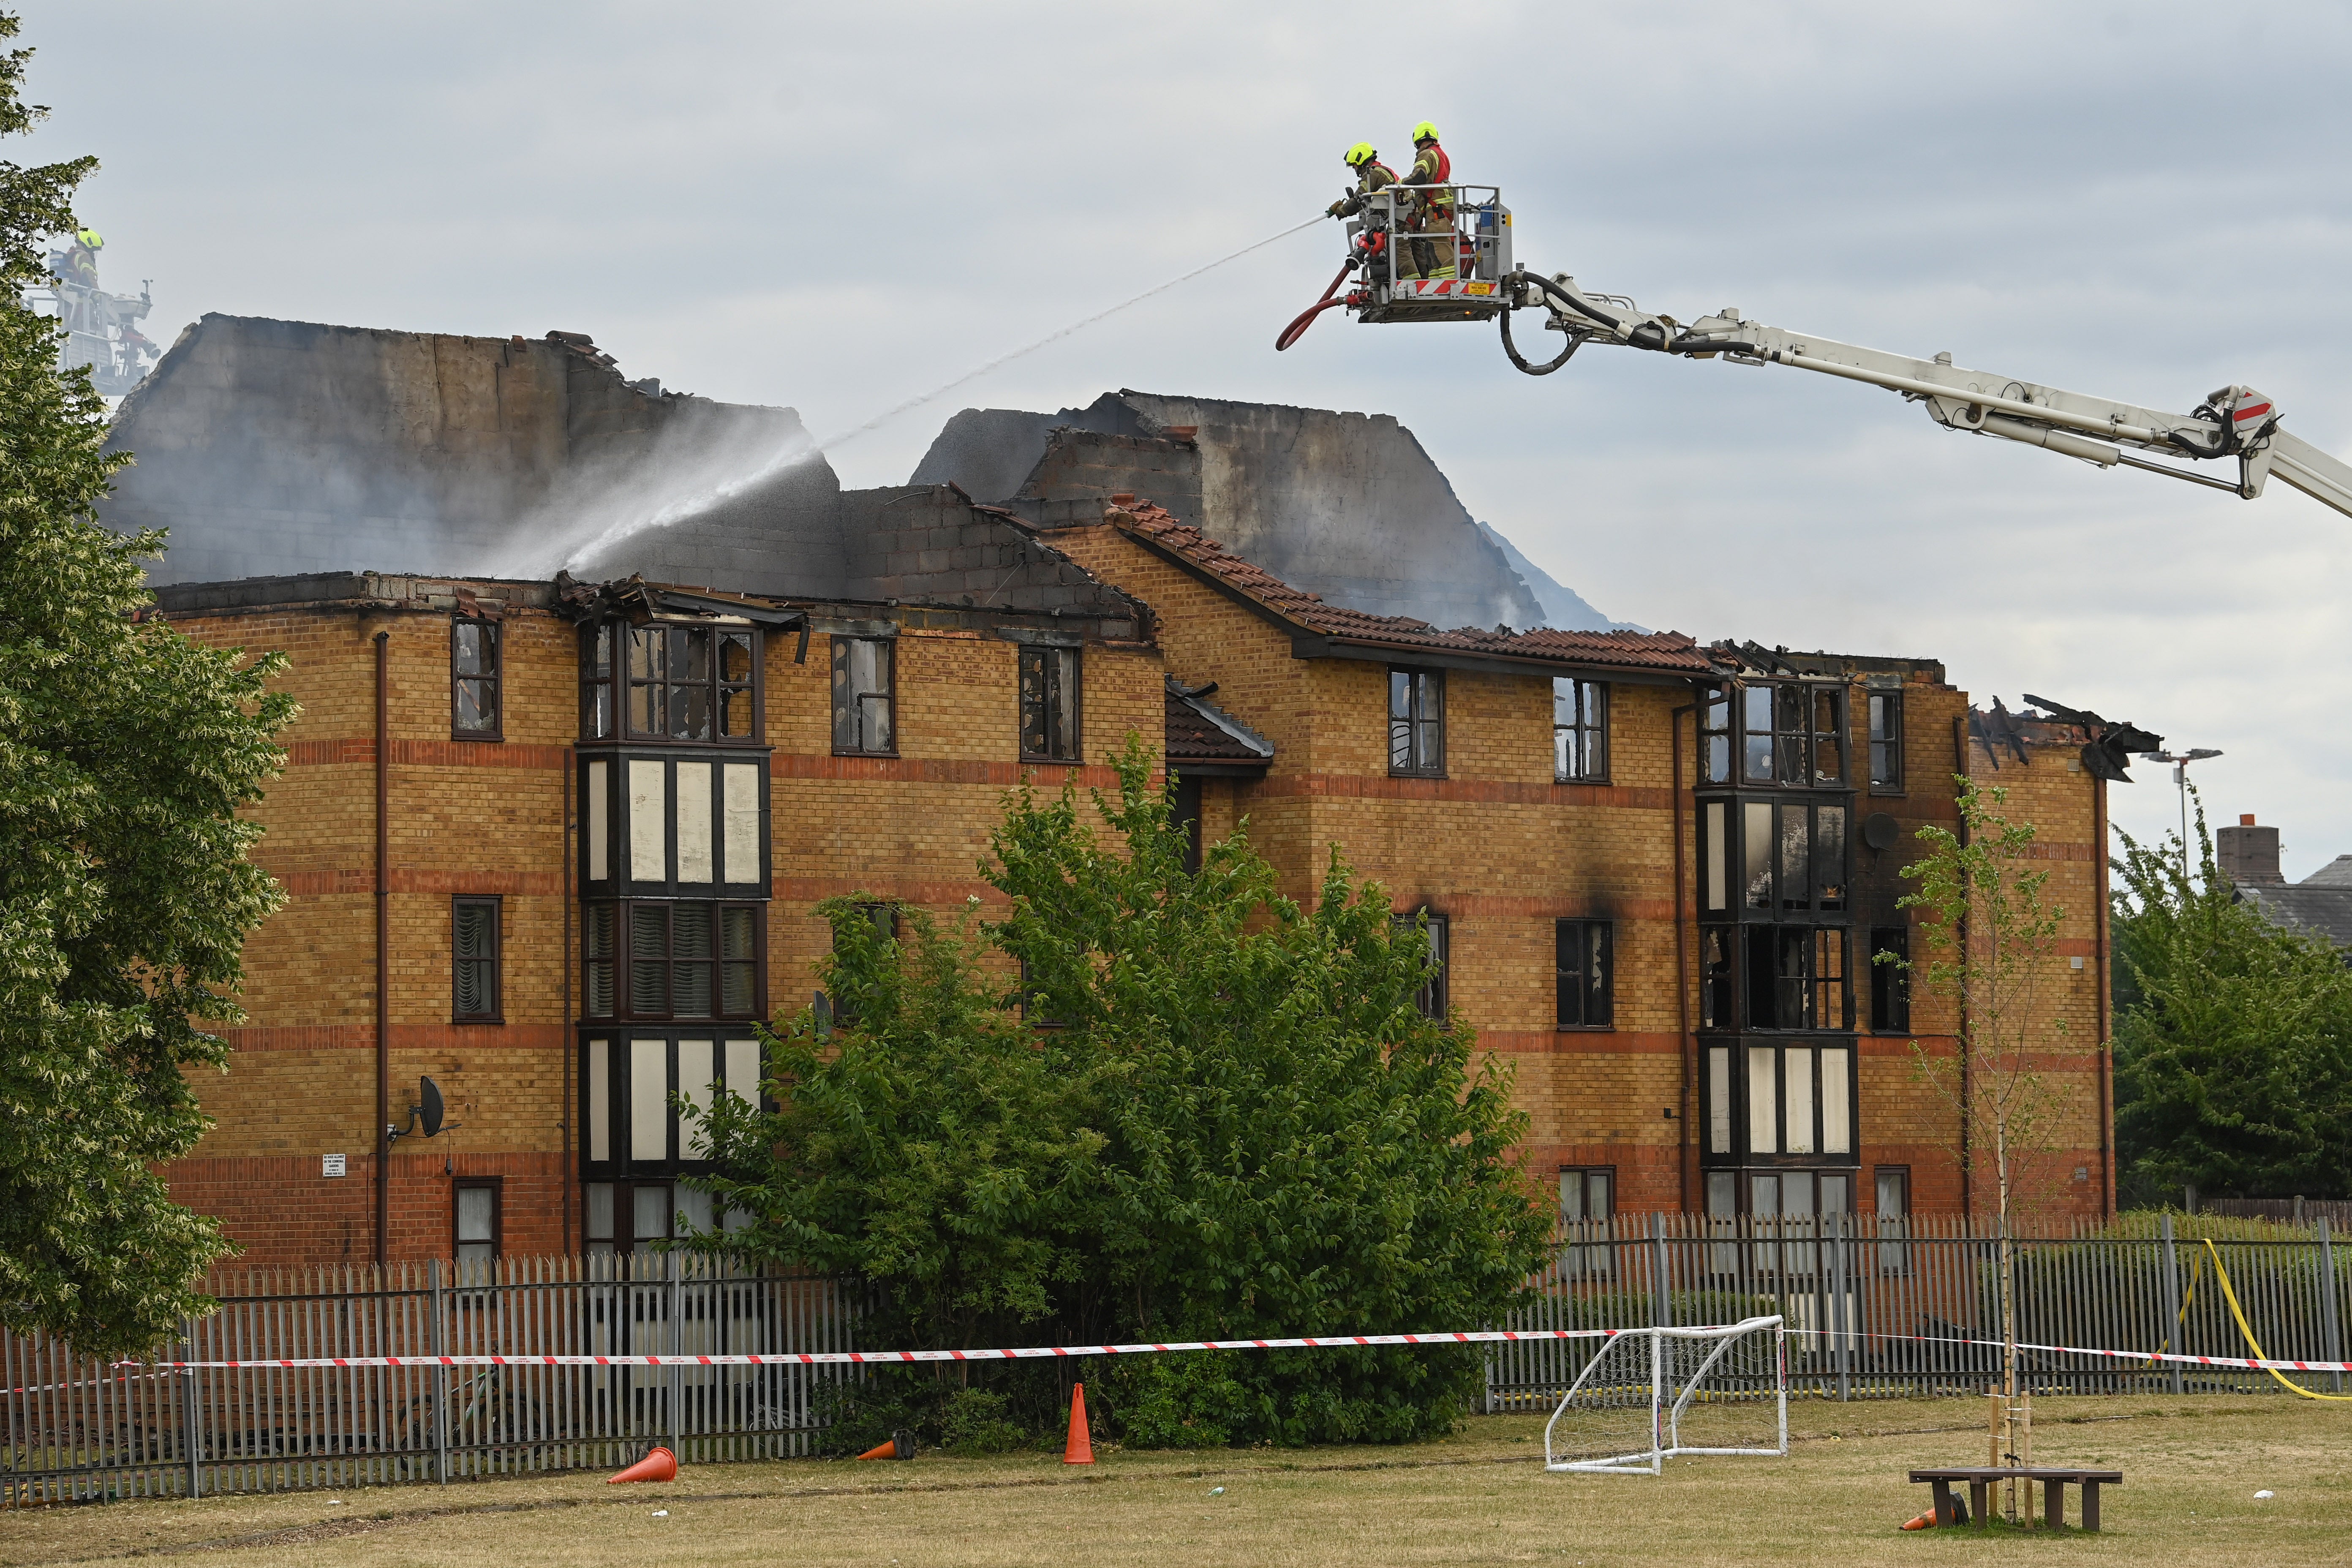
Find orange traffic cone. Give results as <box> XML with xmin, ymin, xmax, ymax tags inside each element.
<box><xmin>1063</xmin><ymin>1382</ymin><xmax>1094</xmax><ymax>1465</ymax></box>
<box><xmin>855</xmin><ymin>1431</ymin><xmax>915</xmax><ymax>1461</ymax></box>
<box><xmin>606</xmin><ymin>1446</ymin><xmax>678</xmax><ymax>1484</ymax></box>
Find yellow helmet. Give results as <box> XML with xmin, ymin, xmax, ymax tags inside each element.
<box><xmin>1344</xmin><ymin>142</ymin><xmax>1377</xmax><ymax>168</ymax></box>
<box><xmin>1411</xmin><ymin>121</ymin><xmax>1440</xmax><ymax>145</ymax></box>
<box><xmin>74</xmin><ymin>227</ymin><xmax>102</xmax><ymax>249</ymax></box>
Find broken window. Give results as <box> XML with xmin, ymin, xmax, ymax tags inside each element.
<box><xmin>452</xmin><ymin>618</ymin><xmax>500</xmax><ymax>739</ymax></box>
<box><xmin>622</xmin><ymin>624</ymin><xmax>760</xmax><ymax>743</ymax></box>
<box><xmin>1743</xmin><ymin>926</ymin><xmax>1852</xmax><ymax>1031</ymax></box>
<box><xmin>591</xmin><ymin>903</ymin><xmax>762</xmax><ymax>1021</ymax></box>
<box><xmin>1019</xmin><ymin>645</ymin><xmax>1081</xmax><ymax>762</ymax></box>
<box><xmin>1389</xmin><ymin>667</ymin><xmax>1445</xmax><ymax>776</ymax></box>
<box><xmin>453</xmin><ymin>896</ymin><xmax>501</xmax><ymax>1022</ymax></box>
<box><xmin>1395</xmin><ymin>909</ymin><xmax>1448</xmax><ymax>1018</ymax></box>
<box><xmin>1869</xmin><ymin>926</ymin><xmax>1910</xmax><ymax>1032</ymax></box>
<box><xmin>1553</xmin><ymin>679</ymin><xmax>1608</xmax><ymax>782</ymax></box>
<box><xmin>1555</xmin><ymin>920</ymin><xmax>1613</xmax><ymax>1029</ymax></box>
<box><xmin>1699</xmin><ymin>927</ymin><xmax>1734</xmax><ymax>1029</ymax></box>
<box><xmin>1699</xmin><ymin>684</ymin><xmax>1732</xmax><ymax>784</ymax></box>
<box><xmin>583</xmin><ymin>624</ymin><xmax>615</xmax><ymax>740</ymax></box>
<box><xmin>831</xmin><ymin>636</ymin><xmax>895</xmax><ymax>756</ymax></box>
<box><xmin>1737</xmin><ymin>682</ymin><xmax>1847</xmax><ymax>787</ymax></box>
<box><xmin>1868</xmin><ymin>691</ymin><xmax>1903</xmax><ymax>789</ymax></box>
<box><xmin>1739</xmin><ymin>800</ymin><xmax>1848</xmax><ymax>915</ymax></box>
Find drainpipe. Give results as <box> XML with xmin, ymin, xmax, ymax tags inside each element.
<box><xmin>374</xmin><ymin>629</ymin><xmax>391</xmax><ymax>1268</ymax></box>
<box><xmin>1952</xmin><ymin>714</ymin><xmax>1972</xmax><ymax>1219</ymax></box>
<box><xmin>1671</xmin><ymin>698</ymin><xmax>1695</xmax><ymax>1214</ymax></box>
<box><xmin>562</xmin><ymin>743</ymin><xmax>576</xmax><ymax>1253</ymax></box>
<box><xmin>2093</xmin><ymin>769</ymin><xmax>2113</xmax><ymax>1219</ymax></box>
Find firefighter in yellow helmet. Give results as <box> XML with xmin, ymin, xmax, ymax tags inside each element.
<box><xmin>1402</xmin><ymin>122</ymin><xmax>1456</xmax><ymax>283</ymax></box>
<box><xmin>55</xmin><ymin>227</ymin><xmax>101</xmax><ymax>289</ymax></box>
<box><xmin>1324</xmin><ymin>142</ymin><xmax>1395</xmax><ymax>220</ymax></box>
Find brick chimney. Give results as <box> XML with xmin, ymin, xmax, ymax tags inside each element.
<box><xmin>2216</xmin><ymin>814</ymin><xmax>2284</xmax><ymax>885</ymax></box>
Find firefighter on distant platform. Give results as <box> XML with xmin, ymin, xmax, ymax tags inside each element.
<box><xmin>1401</xmin><ymin>122</ymin><xmax>1455</xmax><ymax>282</ymax></box>
<box><xmin>1325</xmin><ymin>142</ymin><xmax>1396</xmax><ymax>220</ymax></box>
<box><xmin>51</xmin><ymin>227</ymin><xmax>101</xmax><ymax>289</ymax></box>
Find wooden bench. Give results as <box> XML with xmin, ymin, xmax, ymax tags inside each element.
<box><xmin>1908</xmin><ymin>1467</ymin><xmax>2124</xmax><ymax>1532</ymax></box>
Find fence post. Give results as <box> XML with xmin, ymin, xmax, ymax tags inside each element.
<box><xmin>2159</xmin><ymin>1214</ymin><xmax>2184</xmax><ymax>1396</ymax></box>
<box><xmin>2320</xmin><ymin>1217</ymin><xmax>2344</xmax><ymax>1396</ymax></box>
<box><xmin>181</xmin><ymin>1315</ymin><xmax>201</xmax><ymax>1500</ymax></box>
<box><xmin>1833</xmin><ymin>1210</ymin><xmax>1851</xmax><ymax>1404</ymax></box>
<box><xmin>1651</xmin><ymin>1212</ymin><xmax>1670</xmax><ymax>1328</ymax></box>
<box><xmin>669</xmin><ymin>1248</ymin><xmax>683</xmax><ymax>1453</ymax></box>
<box><xmin>431</xmin><ymin>1258</ymin><xmax>449</xmax><ymax>1485</ymax></box>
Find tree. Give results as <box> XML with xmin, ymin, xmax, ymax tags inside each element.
<box><xmin>2111</xmin><ymin>794</ymin><xmax>2352</xmax><ymax>1203</ymax></box>
<box><xmin>691</xmin><ymin>737</ymin><xmax>1553</xmax><ymax>1448</ymax></box>
<box><xmin>0</xmin><ymin>14</ymin><xmax>295</xmax><ymax>1356</ymax></box>
<box><xmin>1893</xmin><ymin>777</ymin><xmax>2071</xmax><ymax>1520</ymax></box>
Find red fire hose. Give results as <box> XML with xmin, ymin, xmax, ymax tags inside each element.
<box><xmin>1275</xmin><ymin>257</ymin><xmax>1362</xmax><ymax>352</ymax></box>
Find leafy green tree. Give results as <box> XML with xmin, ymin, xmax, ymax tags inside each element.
<box><xmin>2111</xmin><ymin>795</ymin><xmax>2352</xmax><ymax>1203</ymax></box>
<box><xmin>0</xmin><ymin>15</ymin><xmax>295</xmax><ymax>1355</ymax></box>
<box><xmin>692</xmin><ymin>737</ymin><xmax>1552</xmax><ymax>1448</ymax></box>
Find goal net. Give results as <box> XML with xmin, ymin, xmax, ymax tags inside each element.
<box><xmin>1543</xmin><ymin>1315</ymin><xmax>1786</xmax><ymax>1475</ymax></box>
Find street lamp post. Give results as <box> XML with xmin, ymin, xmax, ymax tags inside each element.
<box><xmin>2142</xmin><ymin>749</ymin><xmax>2223</xmax><ymax>880</ymax></box>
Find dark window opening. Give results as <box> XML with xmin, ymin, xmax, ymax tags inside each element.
<box><xmin>831</xmin><ymin>636</ymin><xmax>896</xmax><ymax>755</ymax></box>
<box><xmin>1699</xmin><ymin>684</ymin><xmax>1732</xmax><ymax>784</ymax></box>
<box><xmin>617</xmin><ymin>623</ymin><xmax>760</xmax><ymax>743</ymax></box>
<box><xmin>1019</xmin><ymin>645</ymin><xmax>1081</xmax><ymax>761</ymax></box>
<box><xmin>1699</xmin><ymin>926</ymin><xmax>1734</xmax><ymax>1029</ymax></box>
<box><xmin>1739</xmin><ymin>799</ymin><xmax>1848</xmax><ymax>916</ymax></box>
<box><xmin>453</xmin><ymin>896</ymin><xmax>501</xmax><ymax>1022</ymax></box>
<box><xmin>1396</xmin><ymin>909</ymin><xmax>1448</xmax><ymax>1019</ymax></box>
<box><xmin>452</xmin><ymin>618</ymin><xmax>501</xmax><ymax>739</ymax></box>
<box><xmin>1743</xmin><ymin>925</ymin><xmax>1851</xmax><ymax>1031</ymax></box>
<box><xmin>1172</xmin><ymin>772</ymin><xmax>1204</xmax><ymax>874</ymax></box>
<box><xmin>454</xmin><ymin>1179</ymin><xmax>501</xmax><ymax>1267</ymax></box>
<box><xmin>1868</xmin><ymin>691</ymin><xmax>1903</xmax><ymax>789</ymax></box>
<box><xmin>1869</xmin><ymin>926</ymin><xmax>1910</xmax><ymax>1032</ymax></box>
<box><xmin>583</xmin><ymin>623</ymin><xmax>615</xmax><ymax>740</ymax></box>
<box><xmin>1553</xmin><ymin>679</ymin><xmax>1608</xmax><ymax>782</ymax></box>
<box><xmin>1555</xmin><ymin>920</ymin><xmax>1613</xmax><ymax>1029</ymax></box>
<box><xmin>1388</xmin><ymin>667</ymin><xmax>1445</xmax><ymax>777</ymax></box>
<box><xmin>587</xmin><ymin>902</ymin><xmax>762</xmax><ymax>1021</ymax></box>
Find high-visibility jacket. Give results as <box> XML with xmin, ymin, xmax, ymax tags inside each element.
<box><xmin>1329</xmin><ymin>159</ymin><xmax>1398</xmax><ymax>219</ymax></box>
<box><xmin>1408</xmin><ymin>142</ymin><xmax>1453</xmax><ymax>230</ymax></box>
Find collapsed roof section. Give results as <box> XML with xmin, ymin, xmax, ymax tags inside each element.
<box><xmin>912</xmin><ymin>390</ymin><xmax>1622</xmax><ymax>634</ymax></box>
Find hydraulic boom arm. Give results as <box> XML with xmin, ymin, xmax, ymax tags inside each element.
<box><xmin>1509</xmin><ymin>270</ymin><xmax>2352</xmax><ymax>517</ymax></box>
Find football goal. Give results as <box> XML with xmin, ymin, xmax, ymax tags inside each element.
<box><xmin>1543</xmin><ymin>1315</ymin><xmax>1787</xmax><ymax>1475</ymax></box>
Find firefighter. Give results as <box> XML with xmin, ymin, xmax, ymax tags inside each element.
<box><xmin>1402</xmin><ymin>122</ymin><xmax>1455</xmax><ymax>282</ymax></box>
<box><xmin>54</xmin><ymin>227</ymin><xmax>101</xmax><ymax>289</ymax></box>
<box><xmin>1324</xmin><ymin>142</ymin><xmax>1395</xmax><ymax>220</ymax></box>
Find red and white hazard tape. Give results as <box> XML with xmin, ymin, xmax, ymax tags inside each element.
<box><xmin>108</xmin><ymin>1323</ymin><xmax>2352</xmax><ymax>1376</ymax></box>
<box><xmin>134</xmin><ymin>1328</ymin><xmax>1620</xmax><ymax>1372</ymax></box>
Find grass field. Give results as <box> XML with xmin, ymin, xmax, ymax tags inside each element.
<box><xmin>3</xmin><ymin>1394</ymin><xmax>2347</xmax><ymax>1566</ymax></box>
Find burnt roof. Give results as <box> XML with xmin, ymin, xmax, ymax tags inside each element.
<box><xmin>1108</xmin><ymin>501</ymin><xmax>1714</xmax><ymax>677</ymax></box>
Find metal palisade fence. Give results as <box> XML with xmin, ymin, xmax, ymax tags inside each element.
<box><xmin>3</xmin><ymin>1254</ymin><xmax>859</xmax><ymax>1507</ymax></box>
<box><xmin>1487</xmin><ymin>1212</ymin><xmax>2351</xmax><ymax>1410</ymax></box>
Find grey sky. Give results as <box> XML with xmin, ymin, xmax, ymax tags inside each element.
<box><xmin>22</xmin><ymin>1</ymin><xmax>2352</xmax><ymax>871</ymax></box>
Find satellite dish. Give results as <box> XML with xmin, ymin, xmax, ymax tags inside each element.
<box><xmin>1862</xmin><ymin>812</ymin><xmax>1901</xmax><ymax>852</ymax></box>
<box><xmin>419</xmin><ymin>1076</ymin><xmax>445</xmax><ymax>1139</ymax></box>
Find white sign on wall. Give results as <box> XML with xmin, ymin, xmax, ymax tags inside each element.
<box><xmin>321</xmin><ymin>1153</ymin><xmax>347</xmax><ymax>1178</ymax></box>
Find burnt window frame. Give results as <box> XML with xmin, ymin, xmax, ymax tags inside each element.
<box><xmin>1018</xmin><ymin>643</ymin><xmax>1082</xmax><ymax>763</ymax></box>
<box><xmin>1553</xmin><ymin>678</ymin><xmax>1609</xmax><ymax>783</ymax></box>
<box><xmin>452</xmin><ymin>895</ymin><xmax>503</xmax><ymax>1024</ymax></box>
<box><xmin>1396</xmin><ymin>908</ymin><xmax>1449</xmax><ymax>1019</ymax></box>
<box><xmin>454</xmin><ymin>1176</ymin><xmax>504</xmax><ymax>1267</ymax></box>
<box><xmin>1388</xmin><ymin>667</ymin><xmax>1446</xmax><ymax>778</ymax></box>
<box><xmin>1722</xmin><ymin>797</ymin><xmax>1851</xmax><ymax>920</ymax></box>
<box><xmin>1742</xmin><ymin>924</ymin><xmax>1854</xmax><ymax>1032</ymax></box>
<box><xmin>584</xmin><ymin>900</ymin><xmax>765</xmax><ymax>1023</ymax></box>
<box><xmin>1555</xmin><ymin>919</ymin><xmax>1614</xmax><ymax>1030</ymax></box>
<box><xmin>452</xmin><ymin>617</ymin><xmax>502</xmax><ymax>741</ymax></box>
<box><xmin>1738</xmin><ymin>681</ymin><xmax>1847</xmax><ymax>788</ymax></box>
<box><xmin>580</xmin><ymin>620</ymin><xmax>763</xmax><ymax>746</ymax></box>
<box><xmin>831</xmin><ymin>634</ymin><xmax>897</xmax><ymax>757</ymax></box>
<box><xmin>1699</xmin><ymin>683</ymin><xmax>1733</xmax><ymax>785</ymax></box>
<box><xmin>1867</xmin><ymin>689</ymin><xmax>1904</xmax><ymax>792</ymax></box>
<box><xmin>1868</xmin><ymin>925</ymin><xmax>1911</xmax><ymax>1033</ymax></box>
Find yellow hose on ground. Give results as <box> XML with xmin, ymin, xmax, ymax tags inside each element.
<box><xmin>2201</xmin><ymin>1238</ymin><xmax>2352</xmax><ymax>1402</ymax></box>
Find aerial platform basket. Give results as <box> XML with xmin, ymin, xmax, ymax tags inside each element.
<box><xmin>1345</xmin><ymin>184</ymin><xmax>1514</xmax><ymax>324</ymax></box>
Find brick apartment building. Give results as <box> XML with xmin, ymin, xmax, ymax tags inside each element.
<box><xmin>153</xmin><ymin>478</ymin><xmax>2117</xmax><ymax>1269</ymax></box>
